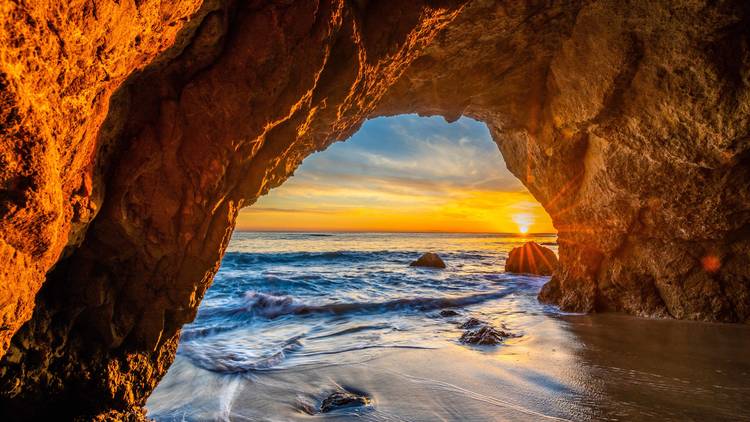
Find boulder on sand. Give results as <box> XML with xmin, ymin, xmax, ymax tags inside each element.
<box><xmin>410</xmin><ymin>252</ymin><xmax>446</xmax><ymax>268</ymax></box>
<box><xmin>320</xmin><ymin>390</ymin><xmax>372</xmax><ymax>413</ymax></box>
<box><xmin>505</xmin><ymin>241</ymin><xmax>558</xmax><ymax>276</ymax></box>
<box><xmin>459</xmin><ymin>325</ymin><xmax>509</xmax><ymax>345</ymax></box>
<box><xmin>459</xmin><ymin>319</ymin><xmax>517</xmax><ymax>345</ymax></box>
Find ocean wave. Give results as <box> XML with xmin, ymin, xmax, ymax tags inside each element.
<box><xmin>307</xmin><ymin>323</ymin><xmax>393</xmax><ymax>340</ymax></box>
<box><xmin>179</xmin><ymin>334</ymin><xmax>304</xmax><ymax>374</ymax></box>
<box><xmin>221</xmin><ymin>250</ymin><xmax>511</xmax><ymax>268</ymax></box>
<box><xmin>243</xmin><ymin>291</ymin><xmax>305</xmax><ymax>318</ymax></box>
<box><xmin>221</xmin><ymin>250</ymin><xmax>400</xmax><ymax>267</ymax></box>
<box><xmin>181</xmin><ymin>340</ymin><xmax>431</xmax><ymax>374</ymax></box>
<box><xmin>181</xmin><ymin>324</ymin><xmax>241</xmax><ymax>342</ymax></box>
<box><xmin>194</xmin><ymin>271</ymin><xmax>543</xmax><ymax>329</ymax></box>
<box><xmin>240</xmin><ymin>290</ymin><xmax>513</xmax><ymax>319</ymax></box>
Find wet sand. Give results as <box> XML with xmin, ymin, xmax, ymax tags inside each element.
<box><xmin>148</xmin><ymin>313</ymin><xmax>750</xmax><ymax>421</ymax></box>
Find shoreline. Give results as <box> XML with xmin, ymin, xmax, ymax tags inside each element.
<box><xmin>148</xmin><ymin>312</ymin><xmax>750</xmax><ymax>421</ymax></box>
<box><xmin>146</xmin><ymin>232</ymin><xmax>750</xmax><ymax>421</ymax></box>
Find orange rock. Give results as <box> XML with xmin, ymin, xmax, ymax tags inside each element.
<box><xmin>505</xmin><ymin>242</ymin><xmax>558</xmax><ymax>276</ymax></box>
<box><xmin>410</xmin><ymin>252</ymin><xmax>447</xmax><ymax>269</ymax></box>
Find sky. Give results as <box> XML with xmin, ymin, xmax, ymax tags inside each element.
<box><xmin>236</xmin><ymin>115</ymin><xmax>555</xmax><ymax>234</ymax></box>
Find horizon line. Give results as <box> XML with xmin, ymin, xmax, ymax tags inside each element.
<box><xmin>233</xmin><ymin>229</ymin><xmax>558</xmax><ymax>235</ymax></box>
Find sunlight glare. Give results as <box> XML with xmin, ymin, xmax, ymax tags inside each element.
<box><xmin>512</xmin><ymin>212</ymin><xmax>534</xmax><ymax>235</ymax></box>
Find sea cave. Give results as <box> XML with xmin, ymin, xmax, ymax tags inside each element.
<box><xmin>0</xmin><ymin>0</ymin><xmax>749</xmax><ymax>420</ymax></box>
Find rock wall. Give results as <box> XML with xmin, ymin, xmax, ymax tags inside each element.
<box><xmin>0</xmin><ymin>0</ymin><xmax>748</xmax><ymax>419</ymax></box>
<box><xmin>377</xmin><ymin>0</ymin><xmax>750</xmax><ymax>320</ymax></box>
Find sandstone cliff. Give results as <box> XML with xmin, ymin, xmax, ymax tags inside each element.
<box><xmin>0</xmin><ymin>0</ymin><xmax>748</xmax><ymax>419</ymax></box>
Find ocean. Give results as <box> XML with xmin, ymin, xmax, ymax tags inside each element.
<box><xmin>146</xmin><ymin>232</ymin><xmax>750</xmax><ymax>421</ymax></box>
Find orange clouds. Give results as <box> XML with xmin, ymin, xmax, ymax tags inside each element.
<box><xmin>237</xmin><ymin>189</ymin><xmax>554</xmax><ymax>233</ymax></box>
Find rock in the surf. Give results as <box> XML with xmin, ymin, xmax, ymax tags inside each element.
<box><xmin>459</xmin><ymin>324</ymin><xmax>515</xmax><ymax>346</ymax></box>
<box><xmin>410</xmin><ymin>252</ymin><xmax>446</xmax><ymax>268</ymax></box>
<box><xmin>439</xmin><ymin>309</ymin><xmax>460</xmax><ymax>317</ymax></box>
<box><xmin>505</xmin><ymin>242</ymin><xmax>558</xmax><ymax>276</ymax></box>
<box><xmin>320</xmin><ymin>390</ymin><xmax>372</xmax><ymax>413</ymax></box>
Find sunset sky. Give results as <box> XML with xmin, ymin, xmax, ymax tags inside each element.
<box><xmin>236</xmin><ymin>115</ymin><xmax>555</xmax><ymax>233</ymax></box>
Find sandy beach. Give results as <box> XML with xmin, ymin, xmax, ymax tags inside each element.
<box><xmin>148</xmin><ymin>312</ymin><xmax>750</xmax><ymax>421</ymax></box>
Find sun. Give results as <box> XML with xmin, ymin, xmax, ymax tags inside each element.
<box><xmin>512</xmin><ymin>212</ymin><xmax>533</xmax><ymax>235</ymax></box>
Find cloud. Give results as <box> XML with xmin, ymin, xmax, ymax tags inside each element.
<box><xmin>295</xmin><ymin>115</ymin><xmax>521</xmax><ymax>188</ymax></box>
<box><xmin>237</xmin><ymin>115</ymin><xmax>554</xmax><ymax>233</ymax></box>
<box><xmin>244</xmin><ymin>207</ymin><xmax>340</xmax><ymax>214</ymax></box>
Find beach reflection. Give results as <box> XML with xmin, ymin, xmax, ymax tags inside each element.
<box><xmin>555</xmin><ymin>313</ymin><xmax>750</xmax><ymax>421</ymax></box>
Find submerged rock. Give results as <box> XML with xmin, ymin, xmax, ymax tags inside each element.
<box><xmin>505</xmin><ymin>242</ymin><xmax>558</xmax><ymax>276</ymax></box>
<box><xmin>459</xmin><ymin>324</ymin><xmax>515</xmax><ymax>346</ymax></box>
<box><xmin>439</xmin><ymin>309</ymin><xmax>460</xmax><ymax>317</ymax></box>
<box><xmin>410</xmin><ymin>252</ymin><xmax>446</xmax><ymax>268</ymax></box>
<box><xmin>320</xmin><ymin>390</ymin><xmax>372</xmax><ymax>413</ymax></box>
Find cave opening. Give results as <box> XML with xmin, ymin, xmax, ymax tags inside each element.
<box><xmin>240</xmin><ymin>114</ymin><xmax>554</xmax><ymax>234</ymax></box>
<box><xmin>2</xmin><ymin>0</ymin><xmax>748</xmax><ymax>418</ymax></box>
<box><xmin>144</xmin><ymin>114</ymin><xmax>558</xmax><ymax>419</ymax></box>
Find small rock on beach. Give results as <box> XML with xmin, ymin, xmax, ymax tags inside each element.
<box><xmin>458</xmin><ymin>318</ymin><xmax>518</xmax><ymax>345</ymax></box>
<box><xmin>320</xmin><ymin>390</ymin><xmax>372</xmax><ymax>413</ymax></box>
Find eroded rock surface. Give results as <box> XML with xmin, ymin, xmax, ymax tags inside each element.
<box><xmin>505</xmin><ymin>241</ymin><xmax>559</xmax><ymax>276</ymax></box>
<box><xmin>1</xmin><ymin>0</ymin><xmax>749</xmax><ymax>418</ymax></box>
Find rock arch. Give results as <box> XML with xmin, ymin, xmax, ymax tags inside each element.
<box><xmin>0</xmin><ymin>0</ymin><xmax>748</xmax><ymax>418</ymax></box>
